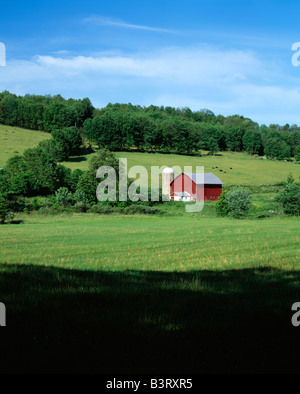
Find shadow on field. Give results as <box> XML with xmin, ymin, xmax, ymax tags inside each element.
<box><xmin>66</xmin><ymin>156</ymin><xmax>87</xmax><ymax>163</ymax></box>
<box><xmin>9</xmin><ymin>220</ymin><xmax>24</xmax><ymax>225</ymax></box>
<box><xmin>0</xmin><ymin>264</ymin><xmax>300</xmax><ymax>374</ymax></box>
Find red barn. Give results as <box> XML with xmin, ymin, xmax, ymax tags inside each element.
<box><xmin>170</xmin><ymin>172</ymin><xmax>223</xmax><ymax>202</ymax></box>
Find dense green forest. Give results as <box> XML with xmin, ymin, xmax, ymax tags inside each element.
<box><xmin>84</xmin><ymin>103</ymin><xmax>300</xmax><ymax>158</ymax></box>
<box><xmin>1</xmin><ymin>90</ymin><xmax>300</xmax><ymax>160</ymax></box>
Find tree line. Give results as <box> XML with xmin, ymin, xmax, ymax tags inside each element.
<box><xmin>83</xmin><ymin>103</ymin><xmax>300</xmax><ymax>159</ymax></box>
<box><xmin>0</xmin><ymin>91</ymin><xmax>94</xmax><ymax>131</ymax></box>
<box><xmin>0</xmin><ymin>91</ymin><xmax>300</xmax><ymax>161</ymax></box>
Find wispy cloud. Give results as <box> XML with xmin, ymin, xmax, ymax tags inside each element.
<box><xmin>83</xmin><ymin>16</ymin><xmax>173</xmax><ymax>33</ymax></box>
<box><xmin>33</xmin><ymin>47</ymin><xmax>264</xmax><ymax>81</ymax></box>
<box><xmin>52</xmin><ymin>50</ymin><xmax>71</xmax><ymax>55</ymax></box>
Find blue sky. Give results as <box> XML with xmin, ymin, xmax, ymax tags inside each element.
<box><xmin>1</xmin><ymin>0</ymin><xmax>300</xmax><ymax>125</ymax></box>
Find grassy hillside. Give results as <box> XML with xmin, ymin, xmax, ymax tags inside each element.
<box><xmin>62</xmin><ymin>150</ymin><xmax>300</xmax><ymax>186</ymax></box>
<box><xmin>116</xmin><ymin>151</ymin><xmax>300</xmax><ymax>186</ymax></box>
<box><xmin>0</xmin><ymin>124</ymin><xmax>51</xmax><ymax>167</ymax></box>
<box><xmin>0</xmin><ymin>124</ymin><xmax>299</xmax><ymax>185</ymax></box>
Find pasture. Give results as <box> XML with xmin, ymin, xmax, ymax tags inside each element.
<box><xmin>0</xmin><ymin>213</ymin><xmax>300</xmax><ymax>373</ymax></box>
<box><xmin>63</xmin><ymin>150</ymin><xmax>300</xmax><ymax>186</ymax></box>
<box><xmin>0</xmin><ymin>124</ymin><xmax>51</xmax><ymax>167</ymax></box>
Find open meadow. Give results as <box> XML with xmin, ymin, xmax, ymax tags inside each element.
<box><xmin>1</xmin><ymin>214</ymin><xmax>299</xmax><ymax>271</ymax></box>
<box><xmin>0</xmin><ymin>124</ymin><xmax>51</xmax><ymax>167</ymax></box>
<box><xmin>63</xmin><ymin>150</ymin><xmax>300</xmax><ymax>186</ymax></box>
<box><xmin>0</xmin><ymin>213</ymin><xmax>300</xmax><ymax>373</ymax></box>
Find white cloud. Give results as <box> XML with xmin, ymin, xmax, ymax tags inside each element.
<box><xmin>32</xmin><ymin>46</ymin><xmax>263</xmax><ymax>82</ymax></box>
<box><xmin>0</xmin><ymin>46</ymin><xmax>300</xmax><ymax>124</ymax></box>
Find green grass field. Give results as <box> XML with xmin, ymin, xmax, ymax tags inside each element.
<box><xmin>0</xmin><ymin>124</ymin><xmax>51</xmax><ymax>167</ymax></box>
<box><xmin>1</xmin><ymin>214</ymin><xmax>299</xmax><ymax>271</ymax></box>
<box><xmin>0</xmin><ymin>124</ymin><xmax>300</xmax><ymax>373</ymax></box>
<box><xmin>0</xmin><ymin>213</ymin><xmax>300</xmax><ymax>373</ymax></box>
<box><xmin>62</xmin><ymin>150</ymin><xmax>300</xmax><ymax>186</ymax></box>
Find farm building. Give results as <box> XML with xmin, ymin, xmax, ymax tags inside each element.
<box><xmin>170</xmin><ymin>172</ymin><xmax>223</xmax><ymax>202</ymax></box>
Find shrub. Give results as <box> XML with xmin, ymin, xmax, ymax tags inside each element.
<box><xmin>216</xmin><ymin>191</ymin><xmax>229</xmax><ymax>216</ymax></box>
<box><xmin>55</xmin><ymin>187</ymin><xmax>72</xmax><ymax>207</ymax></box>
<box><xmin>125</xmin><ymin>205</ymin><xmax>160</xmax><ymax>215</ymax></box>
<box><xmin>5</xmin><ymin>211</ymin><xmax>15</xmax><ymax>223</ymax></box>
<box><xmin>226</xmin><ymin>188</ymin><xmax>252</xmax><ymax>218</ymax></box>
<box><xmin>74</xmin><ymin>201</ymin><xmax>89</xmax><ymax>212</ymax></box>
<box><xmin>0</xmin><ymin>195</ymin><xmax>11</xmax><ymax>223</ymax></box>
<box><xmin>77</xmin><ymin>149</ymin><xmax>119</xmax><ymax>203</ymax></box>
<box><xmin>255</xmin><ymin>210</ymin><xmax>276</xmax><ymax>219</ymax></box>
<box><xmin>73</xmin><ymin>189</ymin><xmax>88</xmax><ymax>205</ymax></box>
<box><xmin>69</xmin><ymin>169</ymin><xmax>84</xmax><ymax>192</ymax></box>
<box><xmin>38</xmin><ymin>206</ymin><xmax>56</xmax><ymax>215</ymax></box>
<box><xmin>88</xmin><ymin>204</ymin><xmax>113</xmax><ymax>214</ymax></box>
<box><xmin>30</xmin><ymin>197</ymin><xmax>41</xmax><ymax>211</ymax></box>
<box><xmin>73</xmin><ymin>189</ymin><xmax>89</xmax><ymax>212</ymax></box>
<box><xmin>275</xmin><ymin>182</ymin><xmax>300</xmax><ymax>215</ymax></box>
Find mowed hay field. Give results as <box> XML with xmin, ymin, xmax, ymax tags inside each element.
<box><xmin>0</xmin><ymin>214</ymin><xmax>300</xmax><ymax>373</ymax></box>
<box><xmin>0</xmin><ymin>214</ymin><xmax>299</xmax><ymax>271</ymax></box>
<box><xmin>0</xmin><ymin>124</ymin><xmax>51</xmax><ymax>167</ymax></box>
